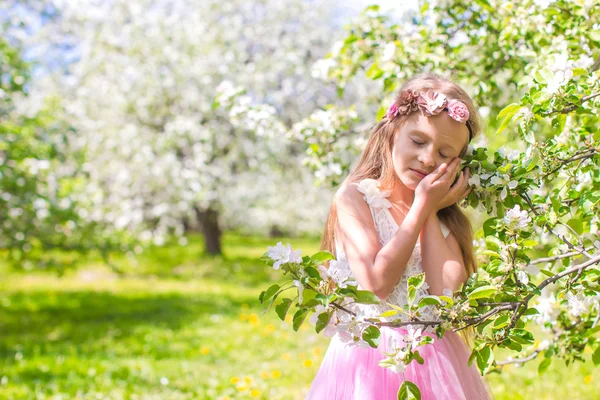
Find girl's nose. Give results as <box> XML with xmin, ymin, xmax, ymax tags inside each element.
<box><xmin>418</xmin><ymin>151</ymin><xmax>436</xmax><ymax>168</ymax></box>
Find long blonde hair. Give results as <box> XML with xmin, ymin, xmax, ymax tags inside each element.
<box><xmin>321</xmin><ymin>72</ymin><xmax>483</xmax><ymax>344</ymax></box>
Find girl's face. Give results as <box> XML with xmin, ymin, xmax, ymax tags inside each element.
<box><xmin>392</xmin><ymin>111</ymin><xmax>470</xmax><ymax>191</ymax></box>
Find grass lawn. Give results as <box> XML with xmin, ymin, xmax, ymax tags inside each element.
<box><xmin>0</xmin><ymin>233</ymin><xmax>598</xmax><ymax>399</ymax></box>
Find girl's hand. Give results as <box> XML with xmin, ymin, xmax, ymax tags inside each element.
<box><xmin>435</xmin><ymin>166</ymin><xmax>472</xmax><ymax>212</ymax></box>
<box><xmin>414</xmin><ymin>157</ymin><xmax>462</xmax><ymax>214</ymax></box>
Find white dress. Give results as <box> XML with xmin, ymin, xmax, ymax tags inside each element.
<box><xmin>330</xmin><ymin>178</ymin><xmax>451</xmax><ymax>327</ymax></box>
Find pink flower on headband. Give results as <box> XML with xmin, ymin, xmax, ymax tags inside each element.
<box><xmin>397</xmin><ymin>89</ymin><xmax>419</xmax><ymax>115</ymax></box>
<box><xmin>416</xmin><ymin>89</ymin><xmax>447</xmax><ymax>115</ymax></box>
<box><xmin>386</xmin><ymin>102</ymin><xmax>399</xmax><ymax>119</ymax></box>
<box><xmin>446</xmin><ymin>99</ymin><xmax>470</xmax><ymax>123</ymax></box>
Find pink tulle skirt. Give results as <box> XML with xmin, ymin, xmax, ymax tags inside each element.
<box><xmin>306</xmin><ymin>327</ymin><xmax>493</xmax><ymax>400</ymax></box>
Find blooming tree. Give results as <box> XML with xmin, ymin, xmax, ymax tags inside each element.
<box><xmin>257</xmin><ymin>1</ymin><xmax>600</xmax><ymax>398</ymax></box>
<box><xmin>10</xmin><ymin>0</ymin><xmax>361</xmax><ymax>256</ymax></box>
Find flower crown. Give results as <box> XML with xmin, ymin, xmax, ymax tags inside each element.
<box><xmin>386</xmin><ymin>88</ymin><xmax>473</xmax><ymax>141</ymax></box>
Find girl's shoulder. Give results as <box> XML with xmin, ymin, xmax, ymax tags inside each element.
<box><xmin>335</xmin><ymin>178</ymin><xmax>392</xmax><ymax>210</ymax></box>
<box><xmin>354</xmin><ymin>178</ymin><xmax>392</xmax><ymax>210</ymax></box>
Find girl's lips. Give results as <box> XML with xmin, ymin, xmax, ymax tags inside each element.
<box><xmin>410</xmin><ymin>169</ymin><xmax>427</xmax><ymax>178</ymax></box>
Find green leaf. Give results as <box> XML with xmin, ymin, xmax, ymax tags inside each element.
<box><xmin>418</xmin><ymin>296</ymin><xmax>442</xmax><ymax>308</ymax></box>
<box><xmin>379</xmin><ymin>309</ymin><xmax>399</xmax><ymax>317</ymax></box>
<box><xmin>483</xmin><ymin>218</ymin><xmax>498</xmax><ymax>237</ymax></box>
<box><xmin>397</xmin><ymin>380</ymin><xmax>421</xmax><ymax>400</ymax></box>
<box><xmin>566</xmin><ymin>218</ymin><xmax>583</xmax><ymax>235</ymax></box>
<box><xmin>304</xmin><ymin>266</ymin><xmax>321</xmax><ymax>279</ymax></box>
<box><xmin>522</xmin><ymin>307</ymin><xmax>539</xmax><ymax>316</ymax></box>
<box><xmin>275</xmin><ymin>298</ymin><xmax>293</xmax><ymax>321</ymax></box>
<box><xmin>355</xmin><ymin>290</ymin><xmax>381</xmax><ymax>304</ymax></box>
<box><xmin>493</xmin><ymin>315</ymin><xmax>509</xmax><ymax>329</ymax></box>
<box><xmin>292</xmin><ymin>309</ymin><xmax>309</xmax><ymax>332</ymax></box>
<box><xmin>362</xmin><ymin>326</ymin><xmax>381</xmax><ymax>348</ymax></box>
<box><xmin>439</xmin><ymin>295</ymin><xmax>454</xmax><ymax>306</ymax></box>
<box><xmin>510</xmin><ymin>329</ymin><xmax>535</xmax><ymax>345</ymax></box>
<box><xmin>476</xmin><ymin>345</ymin><xmax>495</xmax><ymax>374</ymax></box>
<box><xmin>538</xmin><ymin>357</ymin><xmax>552</xmax><ymax>374</ymax></box>
<box><xmin>407</xmin><ymin>286</ymin><xmax>417</xmax><ymax>306</ymax></box>
<box><xmin>408</xmin><ymin>273</ymin><xmax>425</xmax><ymax>289</ymax></box>
<box><xmin>592</xmin><ymin>346</ymin><xmax>600</xmax><ymax>366</ymax></box>
<box><xmin>261</xmin><ymin>284</ymin><xmax>280</xmax><ymax>304</ymax></box>
<box><xmin>315</xmin><ymin>312</ymin><xmax>332</xmax><ymax>334</ymax></box>
<box><xmin>468</xmin><ymin>285</ymin><xmax>498</xmax><ymax>300</ymax></box>
<box><xmin>497</xmin><ymin>103</ymin><xmax>522</xmax><ymax>120</ymax></box>
<box><xmin>311</xmin><ymin>251</ymin><xmax>335</xmax><ymax>264</ymax></box>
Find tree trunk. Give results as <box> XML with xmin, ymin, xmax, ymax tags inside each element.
<box><xmin>195</xmin><ymin>207</ymin><xmax>222</xmax><ymax>256</ymax></box>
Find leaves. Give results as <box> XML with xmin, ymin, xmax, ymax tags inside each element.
<box><xmin>315</xmin><ymin>312</ymin><xmax>332</xmax><ymax>334</ymax></box>
<box><xmin>361</xmin><ymin>326</ymin><xmax>381</xmax><ymax>348</ymax></box>
<box><xmin>354</xmin><ymin>290</ymin><xmax>381</xmax><ymax>304</ymax></box>
<box><xmin>467</xmin><ymin>286</ymin><xmax>498</xmax><ymax>300</ymax></box>
<box><xmin>275</xmin><ymin>298</ymin><xmax>293</xmax><ymax>321</ymax></box>
<box><xmin>259</xmin><ymin>284</ymin><xmax>280</xmax><ymax>304</ymax></box>
<box><xmin>397</xmin><ymin>381</ymin><xmax>421</xmax><ymax>400</ymax></box>
<box><xmin>311</xmin><ymin>251</ymin><xmax>335</xmax><ymax>264</ymax></box>
<box><xmin>292</xmin><ymin>309</ymin><xmax>309</xmax><ymax>332</ymax></box>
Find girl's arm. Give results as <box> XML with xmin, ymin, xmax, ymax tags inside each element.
<box><xmin>335</xmin><ymin>184</ymin><xmax>431</xmax><ymax>300</ymax></box>
<box><xmin>419</xmin><ymin>213</ymin><xmax>468</xmax><ymax>296</ymax></box>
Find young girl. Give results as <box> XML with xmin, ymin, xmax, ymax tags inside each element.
<box><xmin>306</xmin><ymin>73</ymin><xmax>493</xmax><ymax>400</ymax></box>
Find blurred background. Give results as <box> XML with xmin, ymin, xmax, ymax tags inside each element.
<box><xmin>0</xmin><ymin>0</ymin><xmax>598</xmax><ymax>399</ymax></box>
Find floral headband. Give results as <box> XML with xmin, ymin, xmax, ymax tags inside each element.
<box><xmin>386</xmin><ymin>88</ymin><xmax>473</xmax><ymax>141</ymax></box>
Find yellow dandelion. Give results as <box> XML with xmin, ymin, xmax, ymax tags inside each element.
<box><xmin>261</xmin><ymin>371</ymin><xmax>270</xmax><ymax>379</ymax></box>
<box><xmin>584</xmin><ymin>375</ymin><xmax>592</xmax><ymax>384</ymax></box>
<box><xmin>244</xmin><ymin>376</ymin><xmax>254</xmax><ymax>384</ymax></box>
<box><xmin>285</xmin><ymin>314</ymin><xmax>293</xmax><ymax>323</ymax></box>
<box><xmin>239</xmin><ymin>313</ymin><xmax>249</xmax><ymax>321</ymax></box>
<box><xmin>281</xmin><ymin>353</ymin><xmax>291</xmax><ymax>361</ymax></box>
<box><xmin>230</xmin><ymin>377</ymin><xmax>240</xmax><ymax>384</ymax></box>
<box><xmin>237</xmin><ymin>385</ymin><xmax>249</xmax><ymax>392</ymax></box>
<box><xmin>200</xmin><ymin>346</ymin><xmax>210</xmax><ymax>355</ymax></box>
<box><xmin>312</xmin><ymin>347</ymin><xmax>322</xmax><ymax>357</ymax></box>
<box><xmin>300</xmin><ymin>324</ymin><xmax>308</xmax><ymax>331</ymax></box>
<box><xmin>250</xmin><ymin>389</ymin><xmax>261</xmax><ymax>398</ymax></box>
<box><xmin>263</xmin><ymin>324</ymin><xmax>276</xmax><ymax>335</ymax></box>
<box><xmin>249</xmin><ymin>313</ymin><xmax>260</xmax><ymax>325</ymax></box>
<box><xmin>271</xmin><ymin>370</ymin><xmax>282</xmax><ymax>379</ymax></box>
<box><xmin>303</xmin><ymin>359</ymin><xmax>313</xmax><ymax>368</ymax></box>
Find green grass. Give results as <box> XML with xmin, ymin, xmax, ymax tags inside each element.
<box><xmin>0</xmin><ymin>233</ymin><xmax>598</xmax><ymax>399</ymax></box>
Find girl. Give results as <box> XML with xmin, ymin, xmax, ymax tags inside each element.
<box><xmin>306</xmin><ymin>73</ymin><xmax>493</xmax><ymax>400</ymax></box>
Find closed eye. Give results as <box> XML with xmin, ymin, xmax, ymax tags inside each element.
<box><xmin>412</xmin><ymin>139</ymin><xmax>450</xmax><ymax>158</ymax></box>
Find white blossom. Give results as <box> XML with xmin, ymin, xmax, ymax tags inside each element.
<box><xmin>266</xmin><ymin>242</ymin><xmax>302</xmax><ymax>270</ymax></box>
<box><xmin>503</xmin><ymin>205</ymin><xmax>531</xmax><ymax>230</ymax></box>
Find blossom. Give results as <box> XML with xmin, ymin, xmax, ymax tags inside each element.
<box><xmin>402</xmin><ymin>326</ymin><xmax>423</xmax><ymax>350</ymax></box>
<box><xmin>468</xmin><ymin>174</ymin><xmax>480</xmax><ymax>186</ymax></box>
<box><xmin>567</xmin><ymin>293</ymin><xmax>588</xmax><ymax>317</ymax></box>
<box><xmin>503</xmin><ymin>205</ymin><xmax>531</xmax><ymax>230</ymax></box>
<box><xmin>381</xmin><ymin>42</ymin><xmax>396</xmax><ymax>62</ymax></box>
<box><xmin>416</xmin><ymin>89</ymin><xmax>447</xmax><ymax>115</ymax></box>
<box><xmin>446</xmin><ymin>99</ymin><xmax>470</xmax><ymax>123</ymax></box>
<box><xmin>328</xmin><ymin>260</ymin><xmax>356</xmax><ymax>288</ymax></box>
<box><xmin>516</xmin><ymin>270</ymin><xmax>529</xmax><ymax>285</ymax></box>
<box><xmin>293</xmin><ymin>280</ymin><xmax>304</xmax><ymax>303</ymax></box>
<box><xmin>266</xmin><ymin>242</ymin><xmax>302</xmax><ymax>270</ymax></box>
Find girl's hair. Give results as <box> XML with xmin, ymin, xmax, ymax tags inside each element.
<box><xmin>320</xmin><ymin>72</ymin><xmax>483</xmax><ymax>345</ymax></box>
